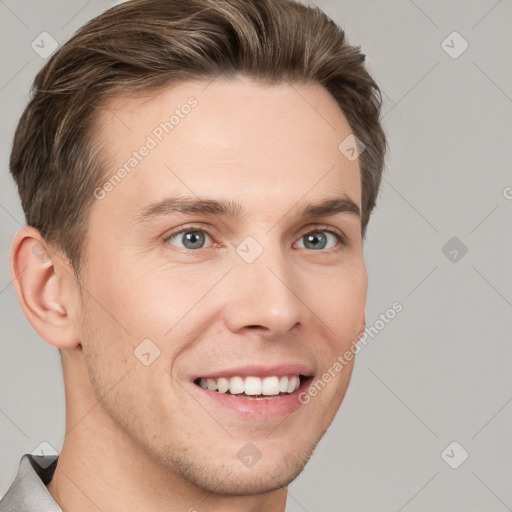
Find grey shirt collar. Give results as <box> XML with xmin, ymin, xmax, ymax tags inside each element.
<box><xmin>0</xmin><ymin>454</ymin><xmax>60</xmax><ymax>511</ymax></box>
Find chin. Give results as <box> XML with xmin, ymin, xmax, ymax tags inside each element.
<box><xmin>167</xmin><ymin>448</ymin><xmax>311</xmax><ymax>496</ymax></box>
<box><xmin>200</xmin><ymin>464</ymin><xmax>304</xmax><ymax>496</ymax></box>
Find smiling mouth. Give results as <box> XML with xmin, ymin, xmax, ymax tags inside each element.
<box><xmin>193</xmin><ymin>374</ymin><xmax>312</xmax><ymax>399</ymax></box>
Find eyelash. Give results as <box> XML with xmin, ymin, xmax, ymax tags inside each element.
<box><xmin>163</xmin><ymin>224</ymin><xmax>347</xmax><ymax>252</ymax></box>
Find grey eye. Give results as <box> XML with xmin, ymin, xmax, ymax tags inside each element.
<box><xmin>296</xmin><ymin>231</ymin><xmax>338</xmax><ymax>251</ymax></box>
<box><xmin>167</xmin><ymin>230</ymin><xmax>210</xmax><ymax>250</ymax></box>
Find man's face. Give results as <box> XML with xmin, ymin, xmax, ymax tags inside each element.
<box><xmin>71</xmin><ymin>76</ymin><xmax>366</xmax><ymax>494</ymax></box>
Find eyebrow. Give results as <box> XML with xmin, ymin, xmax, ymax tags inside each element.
<box><xmin>132</xmin><ymin>195</ymin><xmax>361</xmax><ymax>224</ymax></box>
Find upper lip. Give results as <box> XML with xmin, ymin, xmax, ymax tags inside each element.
<box><xmin>191</xmin><ymin>363</ymin><xmax>315</xmax><ymax>381</ymax></box>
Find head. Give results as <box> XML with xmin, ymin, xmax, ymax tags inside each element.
<box><xmin>9</xmin><ymin>0</ymin><xmax>387</xmax><ymax>497</ymax></box>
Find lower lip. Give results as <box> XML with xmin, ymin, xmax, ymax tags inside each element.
<box><xmin>190</xmin><ymin>377</ymin><xmax>314</xmax><ymax>420</ymax></box>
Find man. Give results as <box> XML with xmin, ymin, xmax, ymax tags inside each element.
<box><xmin>1</xmin><ymin>0</ymin><xmax>387</xmax><ymax>510</ymax></box>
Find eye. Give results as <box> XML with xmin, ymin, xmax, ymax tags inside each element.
<box><xmin>165</xmin><ymin>228</ymin><xmax>213</xmax><ymax>250</ymax></box>
<box><xmin>164</xmin><ymin>225</ymin><xmax>346</xmax><ymax>252</ymax></box>
<box><xmin>295</xmin><ymin>229</ymin><xmax>344</xmax><ymax>251</ymax></box>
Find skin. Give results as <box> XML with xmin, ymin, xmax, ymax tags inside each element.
<box><xmin>10</xmin><ymin>75</ymin><xmax>367</xmax><ymax>512</ymax></box>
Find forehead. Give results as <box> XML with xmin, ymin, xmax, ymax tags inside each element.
<box><xmin>90</xmin><ymin>77</ymin><xmax>361</xmax><ymax>224</ymax></box>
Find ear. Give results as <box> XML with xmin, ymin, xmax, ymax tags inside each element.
<box><xmin>9</xmin><ymin>226</ymin><xmax>80</xmax><ymax>349</ymax></box>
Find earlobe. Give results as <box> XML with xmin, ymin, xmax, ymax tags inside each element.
<box><xmin>9</xmin><ymin>226</ymin><xmax>79</xmax><ymax>349</ymax></box>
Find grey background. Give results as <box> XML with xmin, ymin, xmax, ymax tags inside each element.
<box><xmin>1</xmin><ymin>0</ymin><xmax>511</xmax><ymax>510</ymax></box>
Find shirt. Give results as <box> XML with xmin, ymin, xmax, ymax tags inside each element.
<box><xmin>0</xmin><ymin>454</ymin><xmax>61</xmax><ymax>511</ymax></box>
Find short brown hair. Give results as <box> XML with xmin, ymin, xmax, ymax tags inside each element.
<box><xmin>10</xmin><ymin>0</ymin><xmax>387</xmax><ymax>276</ymax></box>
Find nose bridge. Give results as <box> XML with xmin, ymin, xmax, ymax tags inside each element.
<box><xmin>222</xmin><ymin>236</ymin><xmax>303</xmax><ymax>336</ymax></box>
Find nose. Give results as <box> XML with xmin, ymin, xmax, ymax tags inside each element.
<box><xmin>222</xmin><ymin>247</ymin><xmax>303</xmax><ymax>340</ymax></box>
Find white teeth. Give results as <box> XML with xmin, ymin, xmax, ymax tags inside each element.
<box><xmin>217</xmin><ymin>377</ymin><xmax>230</xmax><ymax>393</ymax></box>
<box><xmin>261</xmin><ymin>376</ymin><xmax>280</xmax><ymax>395</ymax></box>
<box><xmin>244</xmin><ymin>376</ymin><xmax>261</xmax><ymax>395</ymax></box>
<box><xmin>229</xmin><ymin>376</ymin><xmax>245</xmax><ymax>394</ymax></box>
<box><xmin>197</xmin><ymin>374</ymin><xmax>303</xmax><ymax>395</ymax></box>
<box><xmin>287</xmin><ymin>375</ymin><xmax>300</xmax><ymax>393</ymax></box>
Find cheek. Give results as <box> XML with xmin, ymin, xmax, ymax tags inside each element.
<box><xmin>309</xmin><ymin>265</ymin><xmax>367</xmax><ymax>344</ymax></box>
<box><xmin>82</xmin><ymin>262</ymin><xmax>222</xmax><ymax>377</ymax></box>
<box><xmin>85</xmin><ymin>261</ymin><xmax>177</xmax><ymax>338</ymax></box>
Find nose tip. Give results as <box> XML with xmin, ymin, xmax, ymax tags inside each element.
<box><xmin>222</xmin><ymin>263</ymin><xmax>302</xmax><ymax>339</ymax></box>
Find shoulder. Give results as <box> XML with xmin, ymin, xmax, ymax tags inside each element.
<box><xmin>0</xmin><ymin>454</ymin><xmax>60</xmax><ymax>511</ymax></box>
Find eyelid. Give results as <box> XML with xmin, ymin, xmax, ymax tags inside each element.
<box><xmin>163</xmin><ymin>223</ymin><xmax>348</xmax><ymax>250</ymax></box>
